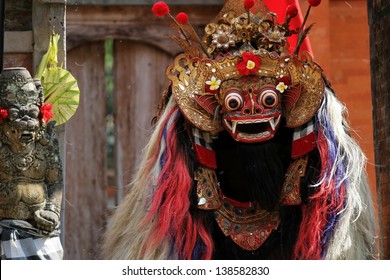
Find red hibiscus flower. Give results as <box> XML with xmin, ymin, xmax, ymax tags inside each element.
<box><xmin>40</xmin><ymin>103</ymin><xmax>54</xmax><ymax>123</ymax></box>
<box><xmin>236</xmin><ymin>52</ymin><xmax>261</xmax><ymax>76</ymax></box>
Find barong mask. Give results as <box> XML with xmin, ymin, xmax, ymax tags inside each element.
<box><xmin>164</xmin><ymin>0</ymin><xmax>325</xmax><ymax>144</ymax></box>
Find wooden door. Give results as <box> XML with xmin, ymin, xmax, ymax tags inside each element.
<box><xmin>113</xmin><ymin>41</ymin><xmax>172</xmax><ymax>201</ymax></box>
<box><xmin>64</xmin><ymin>41</ymin><xmax>107</xmax><ymax>259</ymax></box>
<box><xmin>63</xmin><ymin>40</ymin><xmax>172</xmax><ymax>259</ymax></box>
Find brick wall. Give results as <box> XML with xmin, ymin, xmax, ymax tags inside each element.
<box><xmin>368</xmin><ymin>0</ymin><xmax>390</xmax><ymax>260</ymax></box>
<box><xmin>307</xmin><ymin>0</ymin><xmax>376</xmax><ymax>192</ymax></box>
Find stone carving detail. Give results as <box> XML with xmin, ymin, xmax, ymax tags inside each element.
<box><xmin>0</xmin><ymin>67</ymin><xmax>63</xmax><ymax>234</ymax></box>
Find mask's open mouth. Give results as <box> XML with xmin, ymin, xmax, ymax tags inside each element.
<box><xmin>223</xmin><ymin>115</ymin><xmax>281</xmax><ymax>143</ymax></box>
<box><xmin>20</xmin><ymin>131</ymin><xmax>34</xmax><ymax>143</ymax></box>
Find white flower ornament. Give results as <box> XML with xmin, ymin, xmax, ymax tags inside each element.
<box><xmin>276</xmin><ymin>82</ymin><xmax>288</xmax><ymax>93</ymax></box>
<box><xmin>206</xmin><ymin>76</ymin><xmax>222</xmax><ymax>91</ymax></box>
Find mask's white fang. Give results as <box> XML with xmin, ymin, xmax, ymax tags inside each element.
<box><xmin>232</xmin><ymin>121</ymin><xmax>238</xmax><ymax>134</ymax></box>
<box><xmin>269</xmin><ymin>119</ymin><xmax>275</xmax><ymax>131</ymax></box>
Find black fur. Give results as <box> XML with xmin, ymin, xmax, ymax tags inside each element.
<box><xmin>177</xmin><ymin>115</ymin><xmax>320</xmax><ymax>259</ymax></box>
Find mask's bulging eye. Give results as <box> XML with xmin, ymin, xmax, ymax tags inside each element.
<box><xmin>224</xmin><ymin>92</ymin><xmax>243</xmax><ymax>111</ymax></box>
<box><xmin>260</xmin><ymin>90</ymin><xmax>278</xmax><ymax>108</ymax></box>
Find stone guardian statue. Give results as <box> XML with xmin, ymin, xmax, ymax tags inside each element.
<box><xmin>0</xmin><ymin>67</ymin><xmax>63</xmax><ymax>259</ymax></box>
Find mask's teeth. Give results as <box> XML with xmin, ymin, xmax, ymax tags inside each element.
<box><xmin>275</xmin><ymin>115</ymin><xmax>281</xmax><ymax>127</ymax></box>
<box><xmin>269</xmin><ymin>118</ymin><xmax>275</xmax><ymax>131</ymax></box>
<box><xmin>269</xmin><ymin>115</ymin><xmax>281</xmax><ymax>131</ymax></box>
<box><xmin>232</xmin><ymin>121</ymin><xmax>238</xmax><ymax>134</ymax></box>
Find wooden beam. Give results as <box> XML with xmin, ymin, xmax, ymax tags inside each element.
<box><xmin>4</xmin><ymin>31</ymin><xmax>33</xmax><ymax>53</ymax></box>
<box><xmin>67</xmin><ymin>5</ymin><xmax>221</xmax><ymax>54</ymax></box>
<box><xmin>32</xmin><ymin>0</ymin><xmax>66</xmax><ymax>72</ymax></box>
<box><xmin>4</xmin><ymin>0</ymin><xmax>32</xmax><ymax>32</ymax></box>
<box><xmin>67</xmin><ymin>0</ymin><xmax>224</xmax><ymax>6</ymax></box>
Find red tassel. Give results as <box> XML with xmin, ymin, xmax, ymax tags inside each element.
<box><xmin>143</xmin><ymin>111</ymin><xmax>213</xmax><ymax>259</ymax></box>
<box><xmin>293</xmin><ymin>129</ymin><xmax>329</xmax><ymax>259</ymax></box>
<box><xmin>176</xmin><ymin>12</ymin><xmax>189</xmax><ymax>25</ymax></box>
<box><xmin>152</xmin><ymin>1</ymin><xmax>170</xmax><ymax>17</ymax></box>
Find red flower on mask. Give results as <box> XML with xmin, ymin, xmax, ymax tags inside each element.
<box><xmin>40</xmin><ymin>103</ymin><xmax>54</xmax><ymax>123</ymax></box>
<box><xmin>236</xmin><ymin>52</ymin><xmax>261</xmax><ymax>76</ymax></box>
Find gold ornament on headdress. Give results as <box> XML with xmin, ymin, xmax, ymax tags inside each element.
<box><xmin>203</xmin><ymin>0</ymin><xmax>294</xmax><ymax>58</ymax></box>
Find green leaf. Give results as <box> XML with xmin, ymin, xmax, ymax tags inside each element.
<box><xmin>41</xmin><ymin>66</ymin><xmax>80</xmax><ymax>126</ymax></box>
<box><xmin>35</xmin><ymin>34</ymin><xmax>60</xmax><ymax>79</ymax></box>
<box><xmin>34</xmin><ymin>33</ymin><xmax>80</xmax><ymax>125</ymax></box>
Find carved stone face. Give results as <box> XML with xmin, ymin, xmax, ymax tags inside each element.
<box><xmin>2</xmin><ymin>104</ymin><xmax>40</xmax><ymax>151</ymax></box>
<box><xmin>219</xmin><ymin>76</ymin><xmax>282</xmax><ymax>143</ymax></box>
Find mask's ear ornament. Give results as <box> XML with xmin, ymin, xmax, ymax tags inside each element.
<box><xmin>282</xmin><ymin>52</ymin><xmax>325</xmax><ymax>128</ymax></box>
<box><xmin>166</xmin><ymin>54</ymin><xmax>225</xmax><ymax>135</ymax></box>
